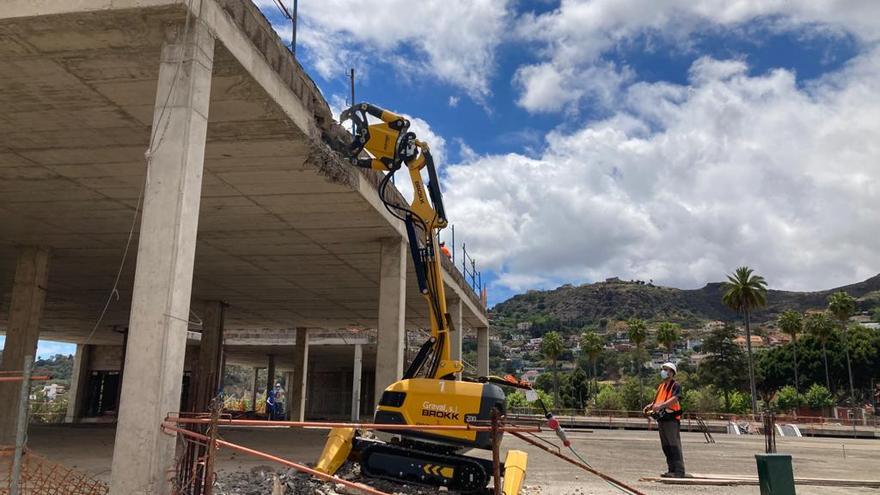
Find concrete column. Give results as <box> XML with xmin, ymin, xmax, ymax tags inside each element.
<box><xmin>266</xmin><ymin>354</ymin><xmax>276</xmax><ymax>394</ymax></box>
<box><xmin>109</xmin><ymin>20</ymin><xmax>214</xmax><ymax>495</ymax></box>
<box><xmin>477</xmin><ymin>327</ymin><xmax>490</xmax><ymax>377</ymax></box>
<box><xmin>115</xmin><ymin>328</ymin><xmax>128</xmax><ymax>413</ymax></box>
<box><xmin>351</xmin><ymin>344</ymin><xmax>363</xmax><ymax>422</ymax></box>
<box><xmin>375</xmin><ymin>237</ymin><xmax>406</xmax><ymax>404</ymax></box>
<box><xmin>448</xmin><ymin>298</ymin><xmax>463</xmax><ymax>364</ymax></box>
<box><xmin>251</xmin><ymin>367</ymin><xmax>260</xmax><ymax>412</ymax></box>
<box><xmin>0</xmin><ymin>246</ymin><xmax>50</xmax><ymax>444</ymax></box>
<box><xmin>191</xmin><ymin>301</ymin><xmax>225</xmax><ymax>413</ymax></box>
<box><xmin>65</xmin><ymin>344</ymin><xmax>92</xmax><ymax>423</ymax></box>
<box><xmin>284</xmin><ymin>371</ymin><xmax>294</xmax><ymax>419</ymax></box>
<box><xmin>289</xmin><ymin>328</ymin><xmax>309</xmax><ymax>421</ymax></box>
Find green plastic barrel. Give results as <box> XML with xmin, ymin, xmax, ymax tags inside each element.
<box><xmin>755</xmin><ymin>454</ymin><xmax>796</xmax><ymax>495</ymax></box>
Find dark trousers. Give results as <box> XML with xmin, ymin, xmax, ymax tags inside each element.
<box><xmin>658</xmin><ymin>419</ymin><xmax>685</xmax><ymax>475</ymax></box>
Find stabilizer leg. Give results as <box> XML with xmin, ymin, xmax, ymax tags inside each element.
<box><xmin>502</xmin><ymin>450</ymin><xmax>528</xmax><ymax>495</ymax></box>
<box><xmin>315</xmin><ymin>427</ymin><xmax>355</xmax><ymax>475</ymax></box>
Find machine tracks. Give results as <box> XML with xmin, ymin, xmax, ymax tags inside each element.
<box><xmin>356</xmin><ymin>439</ymin><xmax>495</xmax><ymax>493</ymax></box>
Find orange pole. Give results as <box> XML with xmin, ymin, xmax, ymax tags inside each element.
<box><xmin>167</xmin><ymin>416</ymin><xmax>543</xmax><ymax>433</ymax></box>
<box><xmin>0</xmin><ymin>375</ymin><xmax>50</xmax><ymax>382</ymax></box>
<box><xmin>162</xmin><ymin>423</ymin><xmax>391</xmax><ymax>495</ymax></box>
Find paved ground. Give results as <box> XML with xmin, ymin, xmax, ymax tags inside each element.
<box><xmin>18</xmin><ymin>424</ymin><xmax>880</xmax><ymax>494</ymax></box>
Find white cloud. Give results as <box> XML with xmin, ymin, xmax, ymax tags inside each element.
<box><xmin>254</xmin><ymin>0</ymin><xmax>511</xmax><ymax>101</ymax></box>
<box><xmin>448</xmin><ymin>96</ymin><xmax>460</xmax><ymax>107</ymax></box>
<box><xmin>445</xmin><ymin>49</ymin><xmax>880</xmax><ymax>293</ymax></box>
<box><xmin>513</xmin><ymin>0</ymin><xmax>880</xmax><ymax>113</ymax></box>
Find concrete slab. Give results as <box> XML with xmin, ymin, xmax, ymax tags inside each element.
<box><xmin>0</xmin><ymin>0</ymin><xmax>487</xmax><ymax>347</ymax></box>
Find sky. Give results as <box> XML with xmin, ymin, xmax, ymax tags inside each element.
<box><xmin>0</xmin><ymin>336</ymin><xmax>75</xmax><ymax>360</ymax></box>
<box><xmin>251</xmin><ymin>0</ymin><xmax>880</xmax><ymax>306</ymax></box>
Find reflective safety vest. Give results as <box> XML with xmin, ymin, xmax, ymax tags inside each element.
<box><xmin>653</xmin><ymin>380</ymin><xmax>682</xmax><ymax>416</ymax></box>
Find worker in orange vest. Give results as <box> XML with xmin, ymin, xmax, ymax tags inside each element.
<box><xmin>440</xmin><ymin>241</ymin><xmax>452</xmax><ymax>259</ymax></box>
<box><xmin>644</xmin><ymin>362</ymin><xmax>686</xmax><ymax>478</ymax></box>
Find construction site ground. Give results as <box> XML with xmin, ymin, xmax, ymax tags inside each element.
<box><xmin>20</xmin><ymin>424</ymin><xmax>877</xmax><ymax>494</ymax></box>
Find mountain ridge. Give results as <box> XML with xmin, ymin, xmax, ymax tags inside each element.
<box><xmin>490</xmin><ymin>273</ymin><xmax>880</xmax><ymax>331</ymax></box>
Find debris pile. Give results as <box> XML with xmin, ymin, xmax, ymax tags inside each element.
<box><xmin>214</xmin><ymin>464</ymin><xmax>431</xmax><ymax>495</ymax></box>
<box><xmin>214</xmin><ymin>464</ymin><xmax>545</xmax><ymax>495</ymax></box>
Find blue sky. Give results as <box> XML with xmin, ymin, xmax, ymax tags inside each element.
<box><xmin>0</xmin><ymin>336</ymin><xmax>75</xmax><ymax>360</ymax></box>
<box><xmin>252</xmin><ymin>0</ymin><xmax>880</xmax><ymax>307</ymax></box>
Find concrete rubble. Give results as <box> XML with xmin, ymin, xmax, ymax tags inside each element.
<box><xmin>213</xmin><ymin>464</ymin><xmax>545</xmax><ymax>495</ymax></box>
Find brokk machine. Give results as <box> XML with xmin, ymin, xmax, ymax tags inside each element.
<box><xmin>315</xmin><ymin>103</ymin><xmax>528</xmax><ymax>494</ymax></box>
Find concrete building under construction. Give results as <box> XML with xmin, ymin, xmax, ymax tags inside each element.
<box><xmin>0</xmin><ymin>0</ymin><xmax>489</xmax><ymax>493</ymax></box>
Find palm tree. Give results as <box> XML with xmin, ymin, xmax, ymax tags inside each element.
<box><xmin>828</xmin><ymin>291</ymin><xmax>857</xmax><ymax>408</ymax></box>
<box><xmin>541</xmin><ymin>331</ymin><xmax>565</xmax><ymax>406</ymax></box>
<box><xmin>721</xmin><ymin>266</ymin><xmax>768</xmax><ymax>415</ymax></box>
<box><xmin>804</xmin><ymin>312</ymin><xmax>835</xmax><ymax>391</ymax></box>
<box><xmin>656</xmin><ymin>322</ymin><xmax>681</xmax><ymax>361</ymax></box>
<box><xmin>580</xmin><ymin>330</ymin><xmax>603</xmax><ymax>397</ymax></box>
<box><xmin>626</xmin><ymin>318</ymin><xmax>648</xmax><ymax>394</ymax></box>
<box><xmin>777</xmin><ymin>310</ymin><xmax>803</xmax><ymax>393</ymax></box>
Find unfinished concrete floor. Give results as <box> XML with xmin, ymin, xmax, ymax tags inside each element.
<box><xmin>20</xmin><ymin>424</ymin><xmax>879</xmax><ymax>494</ymax></box>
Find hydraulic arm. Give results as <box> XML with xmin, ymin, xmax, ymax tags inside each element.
<box><xmin>316</xmin><ymin>103</ymin><xmax>528</xmax><ymax>494</ymax></box>
<box><xmin>340</xmin><ymin>102</ymin><xmax>460</xmax><ymax>380</ymax></box>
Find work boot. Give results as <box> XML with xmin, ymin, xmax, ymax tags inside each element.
<box><xmin>660</xmin><ymin>472</ymin><xmax>675</xmax><ymax>478</ymax></box>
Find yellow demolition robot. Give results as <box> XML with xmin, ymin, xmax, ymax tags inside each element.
<box><xmin>316</xmin><ymin>103</ymin><xmax>528</xmax><ymax>494</ymax></box>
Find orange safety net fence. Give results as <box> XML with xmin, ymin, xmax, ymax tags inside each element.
<box><xmin>0</xmin><ymin>448</ymin><xmax>108</xmax><ymax>495</ymax></box>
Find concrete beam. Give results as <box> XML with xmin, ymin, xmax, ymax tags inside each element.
<box><xmin>448</xmin><ymin>297</ymin><xmax>463</xmax><ymax>377</ymax></box>
<box><xmin>191</xmin><ymin>301</ymin><xmax>225</xmax><ymax>413</ymax></box>
<box><xmin>65</xmin><ymin>344</ymin><xmax>93</xmax><ymax>423</ymax></box>
<box><xmin>199</xmin><ymin>0</ymin><xmax>320</xmax><ymax>139</ymax></box>
<box><xmin>477</xmin><ymin>327</ymin><xmax>489</xmax><ymax>377</ymax></box>
<box><xmin>289</xmin><ymin>327</ymin><xmax>308</xmax><ymax>421</ymax></box>
<box><xmin>442</xmin><ymin>269</ymin><xmax>489</xmax><ymax>328</ymax></box>
<box><xmin>375</xmin><ymin>237</ymin><xmax>406</xmax><ymax>404</ymax></box>
<box><xmin>0</xmin><ymin>246</ymin><xmax>50</xmax><ymax>444</ymax></box>
<box><xmin>109</xmin><ymin>18</ymin><xmax>214</xmax><ymax>495</ymax></box>
<box><xmin>0</xmin><ymin>0</ymin><xmax>178</xmax><ymax>20</ymax></box>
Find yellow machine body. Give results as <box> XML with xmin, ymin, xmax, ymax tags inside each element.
<box><xmin>375</xmin><ymin>378</ymin><xmax>506</xmax><ymax>449</ymax></box>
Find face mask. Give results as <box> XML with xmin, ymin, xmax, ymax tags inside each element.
<box><xmin>660</xmin><ymin>370</ymin><xmax>669</xmax><ymax>379</ymax></box>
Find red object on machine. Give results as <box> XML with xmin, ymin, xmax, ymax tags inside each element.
<box><xmin>546</xmin><ymin>415</ymin><xmax>571</xmax><ymax>447</ymax></box>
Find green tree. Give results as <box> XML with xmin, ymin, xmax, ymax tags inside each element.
<box><xmin>579</xmin><ymin>330</ymin><xmax>604</xmax><ymax>395</ymax></box>
<box><xmin>656</xmin><ymin>322</ymin><xmax>681</xmax><ymax>360</ymax></box>
<box><xmin>626</xmin><ymin>318</ymin><xmax>648</xmax><ymax>380</ymax></box>
<box><xmin>593</xmin><ymin>384</ymin><xmax>623</xmax><ymax>411</ymax></box>
<box><xmin>804</xmin><ymin>383</ymin><xmax>835</xmax><ymax>410</ymax></box>
<box><xmin>772</xmin><ymin>385</ymin><xmax>802</xmax><ymax>413</ymax></box>
<box><xmin>828</xmin><ymin>291</ymin><xmax>857</xmax><ymax>407</ymax></box>
<box><xmin>568</xmin><ymin>367</ymin><xmax>590</xmax><ymax>409</ymax></box>
<box><xmin>619</xmin><ymin>377</ymin><xmax>653</xmax><ymax>411</ymax></box>
<box><xmin>777</xmin><ymin>310</ymin><xmax>803</xmax><ymax>393</ymax></box>
<box><xmin>804</xmin><ymin>312</ymin><xmax>835</xmax><ymax>392</ymax></box>
<box><xmin>681</xmin><ymin>386</ymin><xmax>722</xmax><ymax>413</ymax></box>
<box><xmin>700</xmin><ymin>323</ymin><xmax>748</xmax><ymax>411</ymax></box>
<box><xmin>541</xmin><ymin>331</ymin><xmax>565</xmax><ymax>406</ymax></box>
<box><xmin>721</xmin><ymin>266</ymin><xmax>768</xmax><ymax>414</ymax></box>
<box><xmin>506</xmin><ymin>389</ymin><xmax>555</xmax><ymax>411</ymax></box>
<box><xmin>872</xmin><ymin>307</ymin><xmax>880</xmax><ymax>323</ymax></box>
